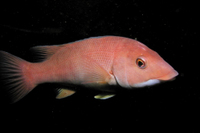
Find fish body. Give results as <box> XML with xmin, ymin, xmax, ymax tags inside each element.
<box><xmin>0</xmin><ymin>36</ymin><xmax>178</xmax><ymax>103</ymax></box>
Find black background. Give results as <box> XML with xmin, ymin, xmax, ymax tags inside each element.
<box><xmin>0</xmin><ymin>0</ymin><xmax>198</xmax><ymax>132</ymax></box>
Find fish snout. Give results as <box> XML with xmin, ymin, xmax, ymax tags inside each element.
<box><xmin>157</xmin><ymin>69</ymin><xmax>179</xmax><ymax>81</ymax></box>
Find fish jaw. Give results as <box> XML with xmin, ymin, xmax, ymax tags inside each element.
<box><xmin>131</xmin><ymin>69</ymin><xmax>178</xmax><ymax>88</ymax></box>
<box><xmin>132</xmin><ymin>79</ymin><xmax>160</xmax><ymax>88</ymax></box>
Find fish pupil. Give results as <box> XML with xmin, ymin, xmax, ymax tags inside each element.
<box><xmin>136</xmin><ymin>58</ymin><xmax>146</xmax><ymax>69</ymax></box>
<box><xmin>138</xmin><ymin>61</ymin><xmax>143</xmax><ymax>67</ymax></box>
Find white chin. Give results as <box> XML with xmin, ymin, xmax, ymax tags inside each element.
<box><xmin>132</xmin><ymin>79</ymin><xmax>160</xmax><ymax>88</ymax></box>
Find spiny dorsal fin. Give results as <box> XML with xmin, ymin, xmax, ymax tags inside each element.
<box><xmin>31</xmin><ymin>45</ymin><xmax>63</xmax><ymax>61</ymax></box>
<box><xmin>56</xmin><ymin>88</ymin><xmax>76</xmax><ymax>99</ymax></box>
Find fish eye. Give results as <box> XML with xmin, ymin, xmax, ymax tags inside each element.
<box><xmin>136</xmin><ymin>58</ymin><xmax>146</xmax><ymax>69</ymax></box>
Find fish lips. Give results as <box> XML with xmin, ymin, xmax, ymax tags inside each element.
<box><xmin>131</xmin><ymin>70</ymin><xmax>178</xmax><ymax>88</ymax></box>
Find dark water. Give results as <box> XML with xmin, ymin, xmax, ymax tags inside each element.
<box><xmin>0</xmin><ymin>1</ymin><xmax>198</xmax><ymax>132</ymax></box>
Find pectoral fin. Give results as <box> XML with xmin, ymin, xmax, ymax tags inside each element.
<box><xmin>79</xmin><ymin>55</ymin><xmax>113</xmax><ymax>86</ymax></box>
<box><xmin>56</xmin><ymin>88</ymin><xmax>76</xmax><ymax>99</ymax></box>
<box><xmin>94</xmin><ymin>94</ymin><xmax>115</xmax><ymax>100</ymax></box>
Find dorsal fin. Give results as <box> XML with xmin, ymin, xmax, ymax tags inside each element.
<box><xmin>30</xmin><ymin>45</ymin><xmax>63</xmax><ymax>61</ymax></box>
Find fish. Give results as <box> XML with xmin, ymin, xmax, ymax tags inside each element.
<box><xmin>0</xmin><ymin>36</ymin><xmax>178</xmax><ymax>103</ymax></box>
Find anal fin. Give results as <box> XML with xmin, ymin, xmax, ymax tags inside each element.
<box><xmin>56</xmin><ymin>88</ymin><xmax>76</xmax><ymax>99</ymax></box>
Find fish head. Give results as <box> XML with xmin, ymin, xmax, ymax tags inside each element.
<box><xmin>113</xmin><ymin>39</ymin><xmax>178</xmax><ymax>88</ymax></box>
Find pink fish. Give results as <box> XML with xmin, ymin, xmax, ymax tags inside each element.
<box><xmin>0</xmin><ymin>36</ymin><xmax>178</xmax><ymax>103</ymax></box>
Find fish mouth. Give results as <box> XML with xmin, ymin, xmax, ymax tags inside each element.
<box><xmin>157</xmin><ymin>70</ymin><xmax>179</xmax><ymax>81</ymax></box>
<box><xmin>131</xmin><ymin>77</ymin><xmax>176</xmax><ymax>88</ymax></box>
<box><xmin>131</xmin><ymin>70</ymin><xmax>178</xmax><ymax>88</ymax></box>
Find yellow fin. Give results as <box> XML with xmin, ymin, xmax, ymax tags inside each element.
<box><xmin>94</xmin><ymin>94</ymin><xmax>115</xmax><ymax>100</ymax></box>
<box><xmin>56</xmin><ymin>88</ymin><xmax>76</xmax><ymax>99</ymax></box>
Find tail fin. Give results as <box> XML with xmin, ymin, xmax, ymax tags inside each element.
<box><xmin>0</xmin><ymin>51</ymin><xmax>36</xmax><ymax>103</ymax></box>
